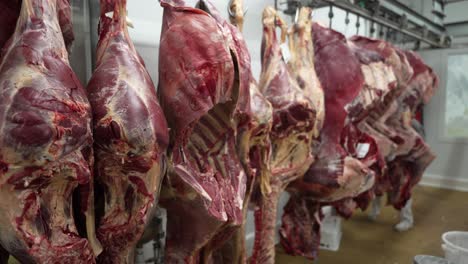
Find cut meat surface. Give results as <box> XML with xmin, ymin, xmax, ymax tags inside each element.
<box><xmin>250</xmin><ymin>7</ymin><xmax>318</xmax><ymax>264</ymax></box>
<box><xmin>281</xmin><ymin>28</ymin><xmax>438</xmax><ymax>260</ymax></box>
<box><xmin>384</xmin><ymin>51</ymin><xmax>437</xmax><ymax>209</ymax></box>
<box><xmin>279</xmin><ymin>195</ymin><xmax>321</xmax><ymax>260</ymax></box>
<box><xmin>86</xmin><ymin>0</ymin><xmax>169</xmax><ymax>263</ymax></box>
<box><xmin>287</xmin><ymin>8</ymin><xmax>324</xmax><ymax>137</ymax></box>
<box><xmin>0</xmin><ymin>0</ymin><xmax>100</xmax><ymax>262</ymax></box>
<box><xmin>287</xmin><ymin>22</ymin><xmax>375</xmax><ymax>204</ymax></box>
<box><xmin>158</xmin><ymin>0</ymin><xmax>247</xmax><ymax>262</ymax></box>
<box><xmin>0</xmin><ymin>0</ymin><xmax>21</xmax><ymax>52</ymax></box>
<box><xmin>0</xmin><ymin>0</ymin><xmax>74</xmax><ymax>54</ymax></box>
<box><xmin>214</xmin><ymin>0</ymin><xmax>274</xmax><ymax>263</ymax></box>
<box><xmin>338</xmin><ymin>37</ymin><xmax>415</xmax><ymax>210</ymax></box>
<box><xmin>188</xmin><ymin>1</ymin><xmax>255</xmax><ymax>262</ymax></box>
<box><xmin>281</xmin><ymin>23</ymin><xmax>386</xmax><ymax>259</ymax></box>
<box><xmin>56</xmin><ymin>0</ymin><xmax>74</xmax><ymax>53</ymax></box>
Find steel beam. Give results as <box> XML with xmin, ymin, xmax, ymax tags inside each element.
<box><xmin>319</xmin><ymin>0</ymin><xmax>449</xmax><ymax>48</ymax></box>
<box><xmin>379</xmin><ymin>0</ymin><xmax>445</xmax><ymax>34</ymax></box>
<box><xmin>444</xmin><ymin>0</ymin><xmax>468</xmax><ymax>4</ymax></box>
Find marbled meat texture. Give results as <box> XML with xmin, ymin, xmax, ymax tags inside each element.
<box><xmin>158</xmin><ymin>0</ymin><xmax>247</xmax><ymax>262</ymax></box>
<box><xmin>86</xmin><ymin>0</ymin><xmax>169</xmax><ymax>263</ymax></box>
<box><xmin>0</xmin><ymin>0</ymin><xmax>100</xmax><ymax>262</ymax></box>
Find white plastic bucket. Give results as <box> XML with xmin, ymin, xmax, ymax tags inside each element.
<box><xmin>413</xmin><ymin>255</ymin><xmax>452</xmax><ymax>264</ymax></box>
<box><xmin>442</xmin><ymin>231</ymin><xmax>468</xmax><ymax>264</ymax></box>
<box><xmin>319</xmin><ymin>206</ymin><xmax>342</xmax><ymax>251</ymax></box>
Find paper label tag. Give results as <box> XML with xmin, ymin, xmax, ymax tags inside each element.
<box><xmin>356</xmin><ymin>143</ymin><xmax>370</xmax><ymax>159</ymax></box>
<box><xmin>280</xmin><ymin>43</ymin><xmax>291</xmax><ymax>63</ymax></box>
<box><xmin>105</xmin><ymin>11</ymin><xmax>134</xmax><ymax>28</ymax></box>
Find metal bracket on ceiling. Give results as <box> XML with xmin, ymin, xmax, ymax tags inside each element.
<box><xmin>282</xmin><ymin>0</ymin><xmax>451</xmax><ymax>49</ymax></box>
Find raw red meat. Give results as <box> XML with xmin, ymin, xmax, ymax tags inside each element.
<box><xmin>279</xmin><ymin>195</ymin><xmax>321</xmax><ymax>260</ymax></box>
<box><xmin>287</xmin><ymin>8</ymin><xmax>325</xmax><ymax>137</ymax></box>
<box><xmin>344</xmin><ymin>46</ymin><xmax>437</xmax><ymax>211</ymax></box>
<box><xmin>0</xmin><ymin>0</ymin><xmax>74</xmax><ymax>53</ymax></box>
<box><xmin>281</xmin><ymin>23</ymin><xmax>393</xmax><ymax>259</ymax></box>
<box><xmin>287</xmin><ymin>22</ymin><xmax>375</xmax><ymax>206</ymax></box>
<box><xmin>86</xmin><ymin>0</ymin><xmax>169</xmax><ymax>262</ymax></box>
<box><xmin>214</xmin><ymin>1</ymin><xmax>274</xmax><ymax>262</ymax></box>
<box><xmin>190</xmin><ymin>1</ymin><xmax>260</xmax><ymax>262</ymax></box>
<box><xmin>0</xmin><ymin>0</ymin><xmax>101</xmax><ymax>262</ymax></box>
<box><xmin>250</xmin><ymin>7</ymin><xmax>318</xmax><ymax>264</ymax></box>
<box><xmin>56</xmin><ymin>0</ymin><xmax>74</xmax><ymax>53</ymax></box>
<box><xmin>0</xmin><ymin>0</ymin><xmax>21</xmax><ymax>52</ymax></box>
<box><xmin>384</xmin><ymin>50</ymin><xmax>437</xmax><ymax>209</ymax></box>
<box><xmin>158</xmin><ymin>0</ymin><xmax>248</xmax><ymax>262</ymax></box>
<box><xmin>337</xmin><ymin>36</ymin><xmax>416</xmax><ymax>211</ymax></box>
<box><xmin>281</xmin><ymin>29</ymin><xmax>438</xmax><ymax>260</ymax></box>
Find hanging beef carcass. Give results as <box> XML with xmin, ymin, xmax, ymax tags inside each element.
<box><xmin>56</xmin><ymin>0</ymin><xmax>74</xmax><ymax>52</ymax></box>
<box><xmin>281</xmin><ymin>22</ymin><xmax>392</xmax><ymax>258</ymax></box>
<box><xmin>213</xmin><ymin>0</ymin><xmax>274</xmax><ymax>263</ymax></box>
<box><xmin>286</xmin><ymin>23</ymin><xmax>376</xmax><ymax>204</ymax></box>
<box><xmin>327</xmin><ymin>36</ymin><xmax>411</xmax><ymax>217</ymax></box>
<box><xmin>86</xmin><ymin>0</ymin><xmax>169</xmax><ymax>262</ymax></box>
<box><xmin>275</xmin><ymin>9</ymin><xmax>325</xmax><ymax>260</ymax></box>
<box><xmin>280</xmin><ymin>22</ymin><xmax>438</xmax><ymax>258</ymax></box>
<box><xmin>343</xmin><ymin>38</ymin><xmax>437</xmax><ymax>211</ymax></box>
<box><xmin>188</xmin><ymin>1</ymin><xmax>268</xmax><ymax>262</ymax></box>
<box><xmin>282</xmin><ymin>22</ymin><xmax>380</xmax><ymax>216</ymax></box>
<box><xmin>249</xmin><ymin>7</ymin><xmax>318</xmax><ymax>264</ymax></box>
<box><xmin>0</xmin><ymin>0</ymin><xmax>101</xmax><ymax>262</ymax></box>
<box><xmin>333</xmin><ymin>36</ymin><xmax>415</xmax><ymax>214</ymax></box>
<box><xmin>287</xmin><ymin>8</ymin><xmax>325</xmax><ymax>138</ymax></box>
<box><xmin>384</xmin><ymin>50</ymin><xmax>437</xmax><ymax>209</ymax></box>
<box><xmin>158</xmin><ymin>0</ymin><xmax>249</xmax><ymax>262</ymax></box>
<box><xmin>0</xmin><ymin>0</ymin><xmax>74</xmax><ymax>54</ymax></box>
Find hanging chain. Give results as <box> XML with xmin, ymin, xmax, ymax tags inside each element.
<box><xmin>370</xmin><ymin>21</ymin><xmax>375</xmax><ymax>37</ymax></box>
<box><xmin>356</xmin><ymin>15</ymin><xmax>360</xmax><ymax>35</ymax></box>
<box><xmin>344</xmin><ymin>11</ymin><xmax>350</xmax><ymax>35</ymax></box>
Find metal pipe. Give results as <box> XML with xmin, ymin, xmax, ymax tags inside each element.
<box><xmin>320</xmin><ymin>0</ymin><xmax>447</xmax><ymax>48</ymax></box>
<box><xmin>444</xmin><ymin>0</ymin><xmax>468</xmax><ymax>4</ymax></box>
<box><xmin>380</xmin><ymin>0</ymin><xmax>445</xmax><ymax>33</ymax></box>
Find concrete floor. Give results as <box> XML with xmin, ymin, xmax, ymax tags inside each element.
<box><xmin>276</xmin><ymin>185</ymin><xmax>468</xmax><ymax>264</ymax></box>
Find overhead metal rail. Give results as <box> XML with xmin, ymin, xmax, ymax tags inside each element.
<box><xmin>379</xmin><ymin>0</ymin><xmax>445</xmax><ymax>34</ymax></box>
<box><xmin>443</xmin><ymin>0</ymin><xmax>468</xmax><ymax>4</ymax></box>
<box><xmin>280</xmin><ymin>0</ymin><xmax>451</xmax><ymax>49</ymax></box>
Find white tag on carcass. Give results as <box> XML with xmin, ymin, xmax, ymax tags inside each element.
<box><xmin>105</xmin><ymin>11</ymin><xmax>134</xmax><ymax>28</ymax></box>
<box><xmin>280</xmin><ymin>43</ymin><xmax>291</xmax><ymax>63</ymax></box>
<box><xmin>356</xmin><ymin>143</ymin><xmax>370</xmax><ymax>159</ymax></box>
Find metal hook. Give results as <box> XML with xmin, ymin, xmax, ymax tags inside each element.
<box><xmin>379</xmin><ymin>24</ymin><xmax>385</xmax><ymax>38</ymax></box>
<box><xmin>356</xmin><ymin>15</ymin><xmax>360</xmax><ymax>35</ymax></box>
<box><xmin>228</xmin><ymin>0</ymin><xmax>248</xmax><ymax>19</ymax></box>
<box><xmin>392</xmin><ymin>30</ymin><xmax>397</xmax><ymax>43</ymax></box>
<box><xmin>370</xmin><ymin>21</ymin><xmax>375</xmax><ymax>37</ymax></box>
